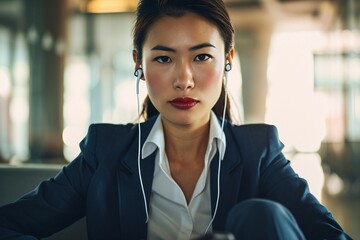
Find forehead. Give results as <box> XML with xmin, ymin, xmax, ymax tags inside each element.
<box><xmin>143</xmin><ymin>12</ymin><xmax>224</xmax><ymax>49</ymax></box>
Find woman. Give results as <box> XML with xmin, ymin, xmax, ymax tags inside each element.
<box><xmin>0</xmin><ymin>0</ymin><xmax>352</xmax><ymax>239</ymax></box>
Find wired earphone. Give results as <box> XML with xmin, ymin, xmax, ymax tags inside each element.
<box><xmin>134</xmin><ymin>61</ymin><xmax>232</xmax><ymax>233</ymax></box>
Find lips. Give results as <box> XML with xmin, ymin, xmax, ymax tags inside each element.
<box><xmin>169</xmin><ymin>97</ymin><xmax>199</xmax><ymax>110</ymax></box>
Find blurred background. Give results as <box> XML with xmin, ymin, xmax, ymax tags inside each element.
<box><xmin>0</xmin><ymin>0</ymin><xmax>359</xmax><ymax>238</ymax></box>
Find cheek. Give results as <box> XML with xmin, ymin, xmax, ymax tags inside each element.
<box><xmin>145</xmin><ymin>70</ymin><xmax>168</xmax><ymax>94</ymax></box>
<box><xmin>197</xmin><ymin>68</ymin><xmax>223</xmax><ymax>90</ymax></box>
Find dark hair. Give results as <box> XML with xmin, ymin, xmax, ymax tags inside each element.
<box><xmin>133</xmin><ymin>0</ymin><xmax>235</xmax><ymax>122</ymax></box>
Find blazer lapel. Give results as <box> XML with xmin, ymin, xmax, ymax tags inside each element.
<box><xmin>211</xmin><ymin>124</ymin><xmax>244</xmax><ymax>231</ymax></box>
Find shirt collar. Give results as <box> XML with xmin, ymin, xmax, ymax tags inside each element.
<box><xmin>142</xmin><ymin>115</ymin><xmax>164</xmax><ymax>159</ymax></box>
<box><xmin>142</xmin><ymin>111</ymin><xmax>226</xmax><ymax>160</ymax></box>
<box><xmin>209</xmin><ymin>111</ymin><xmax>226</xmax><ymax>160</ymax></box>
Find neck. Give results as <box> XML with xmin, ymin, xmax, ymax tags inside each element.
<box><xmin>162</xmin><ymin>120</ymin><xmax>210</xmax><ymax>163</ymax></box>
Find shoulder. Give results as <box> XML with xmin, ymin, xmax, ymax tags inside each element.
<box><xmin>80</xmin><ymin>123</ymin><xmax>137</xmax><ymax>149</ymax></box>
<box><xmin>86</xmin><ymin>123</ymin><xmax>137</xmax><ymax>140</ymax></box>
<box><xmin>79</xmin><ymin>117</ymin><xmax>157</xmax><ymax>157</ymax></box>
<box><xmin>84</xmin><ymin>114</ymin><xmax>157</xmax><ymax>140</ymax></box>
<box><xmin>70</xmin><ymin>118</ymin><xmax>158</xmax><ymax>175</ymax></box>
<box><xmin>227</xmin><ymin>123</ymin><xmax>281</xmax><ymax>145</ymax></box>
<box><xmin>77</xmin><ymin>123</ymin><xmax>136</xmax><ymax>164</ymax></box>
<box><xmin>225</xmin><ymin>123</ymin><xmax>284</xmax><ymax>160</ymax></box>
<box><xmin>229</xmin><ymin>123</ymin><xmax>277</xmax><ymax>134</ymax></box>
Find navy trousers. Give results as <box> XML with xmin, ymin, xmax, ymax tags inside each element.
<box><xmin>224</xmin><ymin>199</ymin><xmax>305</xmax><ymax>240</ymax></box>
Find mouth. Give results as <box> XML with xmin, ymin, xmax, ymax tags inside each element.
<box><xmin>169</xmin><ymin>97</ymin><xmax>199</xmax><ymax>110</ymax></box>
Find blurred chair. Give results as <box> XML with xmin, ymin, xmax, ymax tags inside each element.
<box><xmin>0</xmin><ymin>164</ymin><xmax>87</xmax><ymax>240</ymax></box>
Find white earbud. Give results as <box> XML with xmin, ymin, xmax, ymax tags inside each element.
<box><xmin>135</xmin><ymin>66</ymin><xmax>143</xmax><ymax>95</ymax></box>
<box><xmin>224</xmin><ymin>62</ymin><xmax>231</xmax><ymax>90</ymax></box>
<box><xmin>225</xmin><ymin>62</ymin><xmax>232</xmax><ymax>72</ymax></box>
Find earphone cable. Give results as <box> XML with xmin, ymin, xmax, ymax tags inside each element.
<box><xmin>204</xmin><ymin>70</ymin><xmax>228</xmax><ymax>234</ymax></box>
<box><xmin>137</xmin><ymin>91</ymin><xmax>149</xmax><ymax>223</ymax></box>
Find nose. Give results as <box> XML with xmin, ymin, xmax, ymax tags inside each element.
<box><xmin>173</xmin><ymin>63</ymin><xmax>194</xmax><ymax>91</ymax></box>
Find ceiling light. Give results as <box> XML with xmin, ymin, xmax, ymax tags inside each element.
<box><xmin>81</xmin><ymin>0</ymin><xmax>138</xmax><ymax>13</ymax></box>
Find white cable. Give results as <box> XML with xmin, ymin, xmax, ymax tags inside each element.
<box><xmin>137</xmin><ymin>82</ymin><xmax>149</xmax><ymax>223</ymax></box>
<box><xmin>136</xmin><ymin>67</ymin><xmax>229</xmax><ymax>228</ymax></box>
<box><xmin>204</xmin><ymin>70</ymin><xmax>228</xmax><ymax>234</ymax></box>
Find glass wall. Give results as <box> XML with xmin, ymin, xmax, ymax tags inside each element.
<box><xmin>63</xmin><ymin>13</ymin><xmax>137</xmax><ymax>160</ymax></box>
<box><xmin>265</xmin><ymin>0</ymin><xmax>360</xmax><ymax>197</ymax></box>
<box><xmin>0</xmin><ymin>26</ymin><xmax>12</xmax><ymax>161</ymax></box>
<box><xmin>0</xmin><ymin>19</ymin><xmax>30</xmax><ymax>162</ymax></box>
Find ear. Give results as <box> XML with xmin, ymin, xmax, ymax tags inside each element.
<box><xmin>226</xmin><ymin>48</ymin><xmax>235</xmax><ymax>66</ymax></box>
<box><xmin>132</xmin><ymin>50</ymin><xmax>141</xmax><ymax>68</ymax></box>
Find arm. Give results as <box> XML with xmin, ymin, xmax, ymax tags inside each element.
<box><xmin>0</xmin><ymin>229</ymin><xmax>37</xmax><ymax>240</ymax></box>
<box><xmin>0</xmin><ymin>125</ymin><xmax>98</xmax><ymax>239</ymax></box>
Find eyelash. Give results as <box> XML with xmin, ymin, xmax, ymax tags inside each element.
<box><xmin>195</xmin><ymin>54</ymin><xmax>212</xmax><ymax>61</ymax></box>
<box><xmin>154</xmin><ymin>54</ymin><xmax>213</xmax><ymax>63</ymax></box>
<box><xmin>154</xmin><ymin>56</ymin><xmax>171</xmax><ymax>63</ymax></box>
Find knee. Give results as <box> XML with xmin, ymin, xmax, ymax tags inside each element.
<box><xmin>225</xmin><ymin>199</ymin><xmax>305</xmax><ymax>240</ymax></box>
<box><xmin>228</xmin><ymin>198</ymin><xmax>293</xmax><ymax>221</ymax></box>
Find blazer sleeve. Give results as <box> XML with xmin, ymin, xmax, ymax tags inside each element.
<box><xmin>0</xmin><ymin>124</ymin><xmax>100</xmax><ymax>239</ymax></box>
<box><xmin>259</xmin><ymin>125</ymin><xmax>351</xmax><ymax>240</ymax></box>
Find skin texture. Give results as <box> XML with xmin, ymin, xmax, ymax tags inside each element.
<box><xmin>134</xmin><ymin>12</ymin><xmax>234</xmax><ymax>202</ymax></box>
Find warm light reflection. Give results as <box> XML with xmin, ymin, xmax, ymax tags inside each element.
<box><xmin>290</xmin><ymin>153</ymin><xmax>324</xmax><ymax>201</ymax></box>
<box><xmin>0</xmin><ymin>68</ymin><xmax>11</xmax><ymax>98</ymax></box>
<box><xmin>266</xmin><ymin>31</ymin><xmax>328</xmax><ymax>152</ymax></box>
<box><xmin>114</xmin><ymin>78</ymin><xmax>146</xmax><ymax>123</ymax></box>
<box><xmin>340</xmin><ymin>30</ymin><xmax>359</xmax><ymax>52</ymax></box>
<box><xmin>14</xmin><ymin>61</ymin><xmax>29</xmax><ymax>85</ymax></box>
<box><xmin>63</xmin><ymin>58</ymin><xmax>91</xmax><ymax>161</ymax></box>
<box><xmin>0</xmin><ymin>67</ymin><xmax>11</xmax><ymax>160</ymax></box>
<box><xmin>62</xmin><ymin>126</ymin><xmax>87</xmax><ymax>161</ymax></box>
<box><xmin>325</xmin><ymin>173</ymin><xmax>344</xmax><ymax>195</ymax></box>
<box><xmin>63</xmin><ymin>126</ymin><xmax>85</xmax><ymax>147</ymax></box>
<box><xmin>314</xmin><ymin>52</ymin><xmax>360</xmax><ymax>142</ymax></box>
<box><xmin>10</xmin><ymin>98</ymin><xmax>28</xmax><ymax>124</ymax></box>
<box><xmin>81</xmin><ymin>0</ymin><xmax>138</xmax><ymax>13</ymax></box>
<box><xmin>325</xmin><ymin>93</ymin><xmax>346</xmax><ymax>142</ymax></box>
<box><xmin>10</xmin><ymin>33</ymin><xmax>30</xmax><ymax>162</ymax></box>
<box><xmin>355</xmin><ymin>90</ymin><xmax>360</xmax><ymax>120</ymax></box>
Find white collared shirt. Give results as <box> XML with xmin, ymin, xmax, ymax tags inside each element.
<box><xmin>142</xmin><ymin>111</ymin><xmax>226</xmax><ymax>240</ymax></box>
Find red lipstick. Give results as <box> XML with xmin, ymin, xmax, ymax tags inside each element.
<box><xmin>169</xmin><ymin>97</ymin><xmax>199</xmax><ymax>110</ymax></box>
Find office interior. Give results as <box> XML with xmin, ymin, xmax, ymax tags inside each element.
<box><xmin>0</xmin><ymin>0</ymin><xmax>359</xmax><ymax>239</ymax></box>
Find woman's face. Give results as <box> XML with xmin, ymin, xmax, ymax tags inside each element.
<box><xmin>141</xmin><ymin>13</ymin><xmax>232</xmax><ymax>129</ymax></box>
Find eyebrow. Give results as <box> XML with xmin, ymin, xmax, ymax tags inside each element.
<box><xmin>151</xmin><ymin>43</ymin><xmax>216</xmax><ymax>52</ymax></box>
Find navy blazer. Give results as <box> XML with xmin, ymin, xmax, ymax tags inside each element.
<box><xmin>0</xmin><ymin>116</ymin><xmax>351</xmax><ymax>239</ymax></box>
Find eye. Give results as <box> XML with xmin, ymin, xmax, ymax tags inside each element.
<box><xmin>154</xmin><ymin>56</ymin><xmax>172</xmax><ymax>63</ymax></box>
<box><xmin>195</xmin><ymin>54</ymin><xmax>212</xmax><ymax>61</ymax></box>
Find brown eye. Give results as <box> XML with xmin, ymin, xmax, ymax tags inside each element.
<box><xmin>155</xmin><ymin>56</ymin><xmax>171</xmax><ymax>63</ymax></box>
<box><xmin>195</xmin><ymin>54</ymin><xmax>211</xmax><ymax>61</ymax></box>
